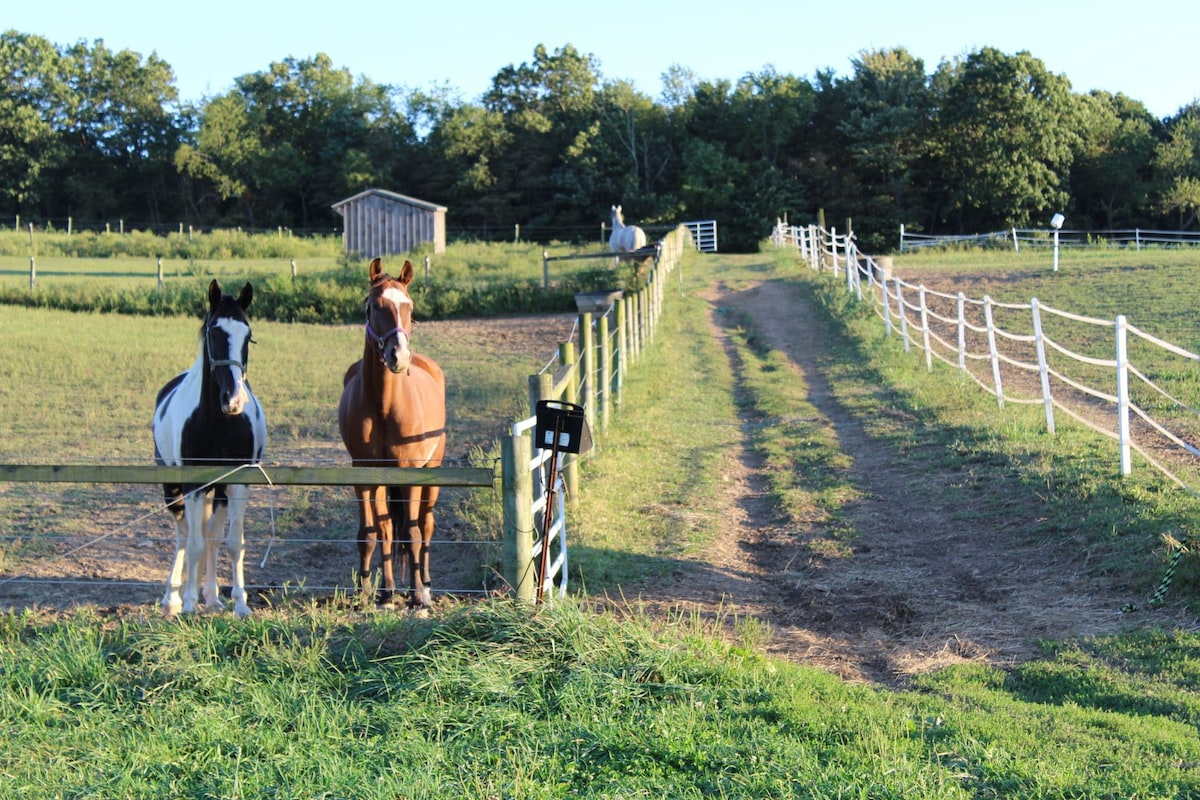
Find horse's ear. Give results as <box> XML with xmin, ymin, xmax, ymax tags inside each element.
<box><xmin>369</xmin><ymin>258</ymin><xmax>383</xmax><ymax>282</ymax></box>
<box><xmin>238</xmin><ymin>282</ymin><xmax>253</xmax><ymax>311</ymax></box>
<box><xmin>208</xmin><ymin>279</ymin><xmax>222</xmax><ymax>311</ymax></box>
<box><xmin>399</xmin><ymin>260</ymin><xmax>415</xmax><ymax>286</ymax></box>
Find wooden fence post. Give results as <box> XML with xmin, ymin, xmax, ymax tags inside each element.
<box><xmin>598</xmin><ymin>311</ymin><xmax>611</xmax><ymax>432</ymax></box>
<box><xmin>558</xmin><ymin>340</ymin><xmax>580</xmax><ymax>509</ymax></box>
<box><xmin>624</xmin><ymin>294</ymin><xmax>639</xmax><ymax>364</ymax></box>
<box><xmin>615</xmin><ymin>299</ymin><xmax>627</xmax><ymax>406</ymax></box>
<box><xmin>501</xmin><ymin>432</ymin><xmax>536</xmax><ymax>602</ymax></box>
<box><xmin>579</xmin><ymin>312</ymin><xmax>595</xmax><ymax>433</ymax></box>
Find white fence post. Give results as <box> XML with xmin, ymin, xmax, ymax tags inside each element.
<box><xmin>956</xmin><ymin>293</ymin><xmax>967</xmax><ymax>371</ymax></box>
<box><xmin>847</xmin><ymin>241</ymin><xmax>857</xmax><ymax>298</ymax></box>
<box><xmin>1031</xmin><ymin>298</ymin><xmax>1055</xmax><ymax>435</ymax></box>
<box><xmin>983</xmin><ymin>295</ymin><xmax>1004</xmax><ymax>407</ymax></box>
<box><xmin>918</xmin><ymin>286</ymin><xmax>933</xmax><ymax>371</ymax></box>
<box><xmin>1116</xmin><ymin>315</ymin><xmax>1132</xmax><ymax>476</ymax></box>
<box><xmin>882</xmin><ymin>277</ymin><xmax>894</xmax><ymax>337</ymax></box>
<box><xmin>829</xmin><ymin>226</ymin><xmax>839</xmax><ymax>276</ymax></box>
<box><xmin>895</xmin><ymin>278</ymin><xmax>910</xmax><ymax>353</ymax></box>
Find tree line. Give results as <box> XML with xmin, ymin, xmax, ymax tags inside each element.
<box><xmin>3</xmin><ymin>30</ymin><xmax>1198</xmax><ymax>252</ymax></box>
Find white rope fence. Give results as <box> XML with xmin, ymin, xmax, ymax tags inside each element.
<box><xmin>773</xmin><ymin>221</ymin><xmax>1200</xmax><ymax>496</ymax></box>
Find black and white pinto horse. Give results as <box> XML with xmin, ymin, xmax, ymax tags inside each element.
<box><xmin>153</xmin><ymin>279</ymin><xmax>266</xmax><ymax>618</ymax></box>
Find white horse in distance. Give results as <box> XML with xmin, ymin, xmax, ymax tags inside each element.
<box><xmin>609</xmin><ymin>205</ymin><xmax>647</xmax><ymax>254</ymax></box>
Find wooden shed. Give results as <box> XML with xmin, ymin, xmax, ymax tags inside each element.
<box><xmin>331</xmin><ymin>189</ymin><xmax>447</xmax><ymax>256</ymax></box>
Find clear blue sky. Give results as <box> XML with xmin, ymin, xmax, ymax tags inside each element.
<box><xmin>8</xmin><ymin>0</ymin><xmax>1198</xmax><ymax>120</ymax></box>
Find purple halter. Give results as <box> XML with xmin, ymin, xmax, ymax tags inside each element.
<box><xmin>365</xmin><ymin>318</ymin><xmax>409</xmax><ymax>363</ymax></box>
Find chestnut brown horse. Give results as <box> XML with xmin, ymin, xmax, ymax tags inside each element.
<box><xmin>338</xmin><ymin>258</ymin><xmax>447</xmax><ymax>609</ymax></box>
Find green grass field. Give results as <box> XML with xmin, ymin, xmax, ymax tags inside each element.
<box><xmin>5</xmin><ymin>242</ymin><xmax>1200</xmax><ymax>796</ymax></box>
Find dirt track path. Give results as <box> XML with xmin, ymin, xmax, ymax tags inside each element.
<box><xmin>638</xmin><ymin>278</ymin><xmax>1196</xmax><ymax>685</ymax></box>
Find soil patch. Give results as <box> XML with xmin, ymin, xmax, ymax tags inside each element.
<box><xmin>616</xmin><ymin>279</ymin><xmax>1194</xmax><ymax>685</ymax></box>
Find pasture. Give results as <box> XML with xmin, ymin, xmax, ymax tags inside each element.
<box><xmin>0</xmin><ymin>291</ymin><xmax>576</xmax><ymax>610</ymax></box>
<box><xmin>6</xmin><ymin>243</ymin><xmax>1200</xmax><ymax>796</ymax></box>
<box><xmin>0</xmin><ymin>232</ymin><xmax>626</xmax><ymax>321</ymax></box>
<box><xmin>889</xmin><ymin>245</ymin><xmax>1200</xmax><ymax>347</ymax></box>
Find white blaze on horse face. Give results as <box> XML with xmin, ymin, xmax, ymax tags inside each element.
<box><xmin>213</xmin><ymin>317</ymin><xmax>251</xmax><ymax>414</ymax></box>
<box><xmin>380</xmin><ymin>286</ymin><xmax>413</xmax><ymax>373</ymax></box>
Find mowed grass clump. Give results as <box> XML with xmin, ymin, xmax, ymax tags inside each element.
<box><xmin>4</xmin><ymin>601</ymin><xmax>1200</xmax><ymax>797</ymax></box>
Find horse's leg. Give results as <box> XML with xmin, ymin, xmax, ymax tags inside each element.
<box><xmin>353</xmin><ymin>485</ymin><xmax>377</xmax><ymax>600</ymax></box>
<box><xmin>161</xmin><ymin>501</ymin><xmax>187</xmax><ymax>617</ymax></box>
<box><xmin>375</xmin><ymin>486</ymin><xmax>398</xmax><ymax>607</ymax></box>
<box><xmin>355</xmin><ymin>486</ymin><xmax>397</xmax><ymax>607</ymax></box>
<box><xmin>225</xmin><ymin>484</ymin><xmax>252</xmax><ymax>618</ymax></box>
<box><xmin>398</xmin><ymin>486</ymin><xmax>435</xmax><ymax>610</ymax></box>
<box><xmin>181</xmin><ymin>491</ymin><xmax>211</xmax><ymax>614</ymax></box>
<box><xmin>202</xmin><ymin>496</ymin><xmax>229</xmax><ymax>612</ymax></box>
<box><xmin>391</xmin><ymin>487</ymin><xmax>415</xmax><ymax>608</ymax></box>
<box><xmin>415</xmin><ymin>486</ymin><xmax>439</xmax><ymax>609</ymax></box>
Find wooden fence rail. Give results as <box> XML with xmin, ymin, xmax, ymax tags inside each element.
<box><xmin>0</xmin><ymin>464</ymin><xmax>494</xmax><ymax>487</ymax></box>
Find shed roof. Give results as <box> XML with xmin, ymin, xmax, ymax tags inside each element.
<box><xmin>331</xmin><ymin>188</ymin><xmax>447</xmax><ymax>214</ymax></box>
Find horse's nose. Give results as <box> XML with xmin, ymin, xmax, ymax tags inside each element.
<box><xmin>221</xmin><ymin>384</ymin><xmax>247</xmax><ymax>414</ymax></box>
<box><xmin>385</xmin><ymin>341</ymin><xmax>412</xmax><ymax>374</ymax></box>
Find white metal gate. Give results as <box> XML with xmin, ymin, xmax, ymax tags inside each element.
<box><xmin>683</xmin><ymin>220</ymin><xmax>718</xmax><ymax>252</ymax></box>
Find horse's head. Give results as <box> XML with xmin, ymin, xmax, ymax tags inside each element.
<box><xmin>611</xmin><ymin>205</ymin><xmax>624</xmax><ymax>227</ymax></box>
<box><xmin>365</xmin><ymin>257</ymin><xmax>415</xmax><ymax>374</ymax></box>
<box><xmin>203</xmin><ymin>279</ymin><xmax>255</xmax><ymax>415</ymax></box>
